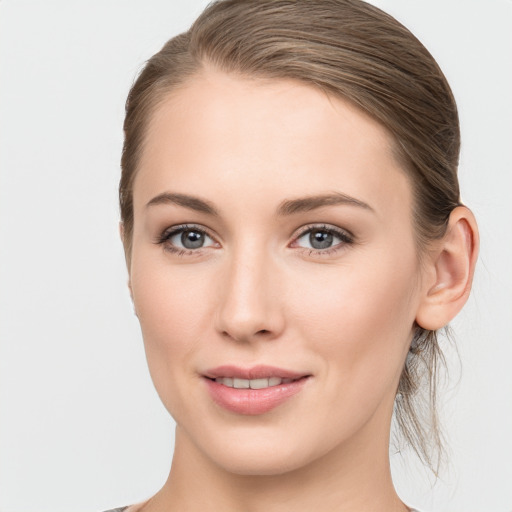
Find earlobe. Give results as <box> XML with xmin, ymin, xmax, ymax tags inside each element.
<box><xmin>415</xmin><ymin>206</ymin><xmax>479</xmax><ymax>331</ymax></box>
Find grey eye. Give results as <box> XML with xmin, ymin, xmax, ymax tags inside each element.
<box><xmin>309</xmin><ymin>230</ymin><xmax>334</xmax><ymax>249</ymax></box>
<box><xmin>297</xmin><ymin>228</ymin><xmax>343</xmax><ymax>250</ymax></box>
<box><xmin>170</xmin><ymin>229</ymin><xmax>215</xmax><ymax>250</ymax></box>
<box><xmin>295</xmin><ymin>227</ymin><xmax>350</xmax><ymax>251</ymax></box>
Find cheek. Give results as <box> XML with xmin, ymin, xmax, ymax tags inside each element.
<box><xmin>291</xmin><ymin>248</ymin><xmax>419</xmax><ymax>392</ymax></box>
<box><xmin>130</xmin><ymin>255</ymin><xmax>214</xmax><ymax>415</ymax></box>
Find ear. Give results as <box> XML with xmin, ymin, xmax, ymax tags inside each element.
<box><xmin>119</xmin><ymin>222</ymin><xmax>134</xmax><ymax>302</ymax></box>
<box><xmin>415</xmin><ymin>206</ymin><xmax>479</xmax><ymax>331</ymax></box>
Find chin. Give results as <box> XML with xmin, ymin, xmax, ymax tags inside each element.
<box><xmin>184</xmin><ymin>422</ymin><xmax>336</xmax><ymax>477</ymax></box>
<box><xmin>210</xmin><ymin>446</ymin><xmax>315</xmax><ymax>477</ymax></box>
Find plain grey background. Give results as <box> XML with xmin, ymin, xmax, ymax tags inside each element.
<box><xmin>1</xmin><ymin>1</ymin><xmax>511</xmax><ymax>511</ymax></box>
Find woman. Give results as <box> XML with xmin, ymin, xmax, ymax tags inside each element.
<box><xmin>112</xmin><ymin>0</ymin><xmax>478</xmax><ymax>510</ymax></box>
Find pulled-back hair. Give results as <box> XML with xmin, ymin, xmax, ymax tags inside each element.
<box><xmin>120</xmin><ymin>0</ymin><xmax>461</xmax><ymax>473</ymax></box>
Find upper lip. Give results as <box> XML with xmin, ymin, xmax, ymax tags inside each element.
<box><xmin>203</xmin><ymin>365</ymin><xmax>310</xmax><ymax>380</ymax></box>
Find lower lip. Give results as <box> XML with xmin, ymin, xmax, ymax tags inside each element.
<box><xmin>204</xmin><ymin>377</ymin><xmax>309</xmax><ymax>415</ymax></box>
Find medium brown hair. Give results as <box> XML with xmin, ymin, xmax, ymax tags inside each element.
<box><xmin>120</xmin><ymin>0</ymin><xmax>461</xmax><ymax>473</ymax></box>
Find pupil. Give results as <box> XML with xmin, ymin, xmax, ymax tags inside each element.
<box><xmin>310</xmin><ymin>230</ymin><xmax>333</xmax><ymax>249</ymax></box>
<box><xmin>181</xmin><ymin>230</ymin><xmax>204</xmax><ymax>249</ymax></box>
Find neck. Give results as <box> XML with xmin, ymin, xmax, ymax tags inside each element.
<box><xmin>143</xmin><ymin>402</ymin><xmax>408</xmax><ymax>512</ymax></box>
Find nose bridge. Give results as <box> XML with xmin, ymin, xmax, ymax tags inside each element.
<box><xmin>215</xmin><ymin>240</ymin><xmax>284</xmax><ymax>343</ymax></box>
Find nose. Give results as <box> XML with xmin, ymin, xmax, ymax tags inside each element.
<box><xmin>214</xmin><ymin>246</ymin><xmax>285</xmax><ymax>344</ymax></box>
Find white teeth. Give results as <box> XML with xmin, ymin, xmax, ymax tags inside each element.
<box><xmin>249</xmin><ymin>378</ymin><xmax>270</xmax><ymax>389</ymax></box>
<box><xmin>268</xmin><ymin>377</ymin><xmax>282</xmax><ymax>386</ymax></box>
<box><xmin>215</xmin><ymin>377</ymin><xmax>288</xmax><ymax>389</ymax></box>
<box><xmin>233</xmin><ymin>378</ymin><xmax>250</xmax><ymax>389</ymax></box>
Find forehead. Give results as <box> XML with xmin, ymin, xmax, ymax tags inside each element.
<box><xmin>134</xmin><ymin>69</ymin><xmax>412</xmax><ymax>220</ymax></box>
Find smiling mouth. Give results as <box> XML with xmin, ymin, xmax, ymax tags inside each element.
<box><xmin>211</xmin><ymin>376</ymin><xmax>301</xmax><ymax>389</ymax></box>
<box><xmin>203</xmin><ymin>365</ymin><xmax>311</xmax><ymax>414</ymax></box>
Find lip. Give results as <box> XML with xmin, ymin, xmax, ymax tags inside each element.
<box><xmin>203</xmin><ymin>365</ymin><xmax>311</xmax><ymax>415</ymax></box>
<box><xmin>204</xmin><ymin>364</ymin><xmax>308</xmax><ymax>380</ymax></box>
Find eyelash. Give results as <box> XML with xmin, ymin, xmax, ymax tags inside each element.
<box><xmin>154</xmin><ymin>223</ymin><xmax>354</xmax><ymax>257</ymax></box>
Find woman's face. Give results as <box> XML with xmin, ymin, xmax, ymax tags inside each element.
<box><xmin>129</xmin><ymin>70</ymin><xmax>428</xmax><ymax>475</ymax></box>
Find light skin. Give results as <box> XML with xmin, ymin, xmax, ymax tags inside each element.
<box><xmin>123</xmin><ymin>70</ymin><xmax>478</xmax><ymax>512</ymax></box>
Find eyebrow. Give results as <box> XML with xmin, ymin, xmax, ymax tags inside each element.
<box><xmin>276</xmin><ymin>192</ymin><xmax>374</xmax><ymax>216</ymax></box>
<box><xmin>145</xmin><ymin>191</ymin><xmax>374</xmax><ymax>216</ymax></box>
<box><xmin>146</xmin><ymin>192</ymin><xmax>220</xmax><ymax>215</ymax></box>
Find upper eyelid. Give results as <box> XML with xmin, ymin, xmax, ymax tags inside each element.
<box><xmin>163</xmin><ymin>223</ymin><xmax>216</xmax><ymax>238</ymax></box>
<box><xmin>292</xmin><ymin>223</ymin><xmax>354</xmax><ymax>240</ymax></box>
<box><xmin>161</xmin><ymin>222</ymin><xmax>350</xmax><ymax>236</ymax></box>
